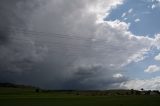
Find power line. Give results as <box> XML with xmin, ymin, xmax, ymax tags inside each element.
<box><xmin>0</xmin><ymin>27</ymin><xmax>93</xmax><ymax>41</ymax></box>
<box><xmin>0</xmin><ymin>26</ymin><xmax>117</xmax><ymax>44</ymax></box>
<box><xmin>0</xmin><ymin>27</ymin><xmax>116</xmax><ymax>48</ymax></box>
<box><xmin>0</xmin><ymin>27</ymin><xmax>149</xmax><ymax>55</ymax></box>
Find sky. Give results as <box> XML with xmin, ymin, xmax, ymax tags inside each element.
<box><xmin>0</xmin><ymin>0</ymin><xmax>160</xmax><ymax>90</ymax></box>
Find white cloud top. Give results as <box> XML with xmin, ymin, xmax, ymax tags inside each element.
<box><xmin>121</xmin><ymin>77</ymin><xmax>160</xmax><ymax>90</ymax></box>
<box><xmin>121</xmin><ymin>13</ymin><xmax>126</xmax><ymax>17</ymax></box>
<box><xmin>154</xmin><ymin>53</ymin><xmax>160</xmax><ymax>61</ymax></box>
<box><xmin>144</xmin><ymin>65</ymin><xmax>160</xmax><ymax>73</ymax></box>
<box><xmin>113</xmin><ymin>73</ymin><xmax>123</xmax><ymax>78</ymax></box>
<box><xmin>151</xmin><ymin>4</ymin><xmax>156</xmax><ymax>9</ymax></box>
<box><xmin>135</xmin><ymin>18</ymin><xmax>141</xmax><ymax>23</ymax></box>
<box><xmin>128</xmin><ymin>8</ymin><xmax>133</xmax><ymax>13</ymax></box>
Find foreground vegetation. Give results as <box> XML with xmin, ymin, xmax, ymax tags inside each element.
<box><xmin>0</xmin><ymin>83</ymin><xmax>160</xmax><ymax>106</ymax></box>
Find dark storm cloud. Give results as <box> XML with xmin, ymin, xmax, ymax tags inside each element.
<box><xmin>0</xmin><ymin>0</ymin><xmax>47</xmax><ymax>80</ymax></box>
<box><xmin>0</xmin><ymin>0</ymin><xmax>143</xmax><ymax>90</ymax></box>
<box><xmin>0</xmin><ymin>0</ymin><xmax>28</xmax><ymax>29</ymax></box>
<box><xmin>0</xmin><ymin>0</ymin><xmax>41</xmax><ymax>45</ymax></box>
<box><xmin>0</xmin><ymin>30</ymin><xmax>9</xmax><ymax>44</ymax></box>
<box><xmin>59</xmin><ymin>65</ymin><xmax>128</xmax><ymax>90</ymax></box>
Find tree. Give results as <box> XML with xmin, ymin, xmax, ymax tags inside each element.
<box><xmin>141</xmin><ymin>88</ymin><xmax>144</xmax><ymax>91</ymax></box>
<box><xmin>35</xmin><ymin>88</ymin><xmax>40</xmax><ymax>93</ymax></box>
<box><xmin>131</xmin><ymin>89</ymin><xmax>134</xmax><ymax>95</ymax></box>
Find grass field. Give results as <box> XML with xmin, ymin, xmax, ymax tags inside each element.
<box><xmin>0</xmin><ymin>87</ymin><xmax>160</xmax><ymax>106</ymax></box>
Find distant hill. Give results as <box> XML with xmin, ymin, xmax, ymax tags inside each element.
<box><xmin>0</xmin><ymin>83</ymin><xmax>160</xmax><ymax>96</ymax></box>
<box><xmin>0</xmin><ymin>83</ymin><xmax>35</xmax><ymax>88</ymax></box>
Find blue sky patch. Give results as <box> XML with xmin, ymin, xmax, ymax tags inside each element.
<box><xmin>107</xmin><ymin>0</ymin><xmax>160</xmax><ymax>36</ymax></box>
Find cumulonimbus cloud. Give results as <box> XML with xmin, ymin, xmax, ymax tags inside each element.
<box><xmin>0</xmin><ymin>0</ymin><xmax>160</xmax><ymax>90</ymax></box>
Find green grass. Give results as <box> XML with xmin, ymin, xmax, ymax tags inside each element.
<box><xmin>0</xmin><ymin>87</ymin><xmax>160</xmax><ymax>106</ymax></box>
